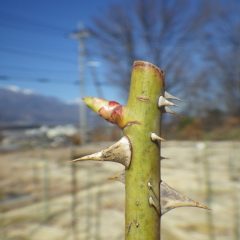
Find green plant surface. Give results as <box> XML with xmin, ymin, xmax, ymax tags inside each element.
<box><xmin>123</xmin><ymin>61</ymin><xmax>164</xmax><ymax>240</ymax></box>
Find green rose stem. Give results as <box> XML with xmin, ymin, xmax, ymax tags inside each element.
<box><xmin>73</xmin><ymin>61</ymin><xmax>208</xmax><ymax>240</ymax></box>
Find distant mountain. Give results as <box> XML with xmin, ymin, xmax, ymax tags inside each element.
<box><xmin>0</xmin><ymin>87</ymin><xmax>79</xmax><ymax>126</ymax></box>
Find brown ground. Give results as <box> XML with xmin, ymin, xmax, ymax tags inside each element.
<box><xmin>0</xmin><ymin>141</ymin><xmax>239</xmax><ymax>240</ymax></box>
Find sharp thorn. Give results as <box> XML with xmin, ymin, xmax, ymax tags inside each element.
<box><xmin>148</xmin><ymin>181</ymin><xmax>159</xmax><ymax>200</ymax></box>
<box><xmin>72</xmin><ymin>151</ymin><xmax>102</xmax><ymax>162</ymax></box>
<box><xmin>149</xmin><ymin>196</ymin><xmax>155</xmax><ymax>206</ymax></box>
<box><xmin>112</xmin><ymin>176</ymin><xmax>209</xmax><ymax>216</ymax></box>
<box><xmin>110</xmin><ymin>177</ymin><xmax>209</xmax><ymax>216</ymax></box>
<box><xmin>72</xmin><ymin>136</ymin><xmax>132</xmax><ymax>168</ymax></box>
<box><xmin>160</xmin><ymin>181</ymin><xmax>209</xmax><ymax>215</ymax></box>
<box><xmin>151</xmin><ymin>132</ymin><xmax>166</xmax><ymax>142</ymax></box>
<box><xmin>164</xmin><ymin>91</ymin><xmax>182</xmax><ymax>101</ymax></box>
<box><xmin>147</xmin><ymin>182</ymin><xmax>153</xmax><ymax>189</ymax></box>
<box><xmin>164</xmin><ymin>106</ymin><xmax>178</xmax><ymax>115</ymax></box>
<box><xmin>149</xmin><ymin>196</ymin><xmax>160</xmax><ymax>215</ymax></box>
<box><xmin>158</xmin><ymin>96</ymin><xmax>176</xmax><ymax>108</ymax></box>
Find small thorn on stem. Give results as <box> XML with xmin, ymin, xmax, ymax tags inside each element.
<box><xmin>149</xmin><ymin>196</ymin><xmax>160</xmax><ymax>215</ymax></box>
<box><xmin>149</xmin><ymin>196</ymin><xmax>155</xmax><ymax>205</ymax></box>
<box><xmin>164</xmin><ymin>91</ymin><xmax>182</xmax><ymax>101</ymax></box>
<box><xmin>158</xmin><ymin>96</ymin><xmax>176</xmax><ymax>108</ymax></box>
<box><xmin>151</xmin><ymin>132</ymin><xmax>165</xmax><ymax>142</ymax></box>
<box><xmin>148</xmin><ymin>181</ymin><xmax>159</xmax><ymax>203</ymax></box>
<box><xmin>147</xmin><ymin>182</ymin><xmax>153</xmax><ymax>189</ymax></box>
<box><xmin>163</xmin><ymin>106</ymin><xmax>178</xmax><ymax>115</ymax></box>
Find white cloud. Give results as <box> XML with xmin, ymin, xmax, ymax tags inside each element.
<box><xmin>22</xmin><ymin>88</ymin><xmax>34</xmax><ymax>95</ymax></box>
<box><xmin>5</xmin><ymin>85</ymin><xmax>20</xmax><ymax>92</ymax></box>
<box><xmin>4</xmin><ymin>85</ymin><xmax>34</xmax><ymax>95</ymax></box>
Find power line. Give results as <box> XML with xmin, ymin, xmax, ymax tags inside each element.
<box><xmin>0</xmin><ymin>22</ymin><xmax>67</xmax><ymax>38</ymax></box>
<box><xmin>0</xmin><ymin>78</ymin><xmax>78</xmax><ymax>86</ymax></box>
<box><xmin>0</xmin><ymin>37</ymin><xmax>76</xmax><ymax>55</ymax></box>
<box><xmin>0</xmin><ymin>47</ymin><xmax>76</xmax><ymax>65</ymax></box>
<box><xmin>0</xmin><ymin>73</ymin><xmax>110</xmax><ymax>86</ymax></box>
<box><xmin>0</xmin><ymin>74</ymin><xmax>79</xmax><ymax>85</ymax></box>
<box><xmin>0</xmin><ymin>65</ymin><xmax>76</xmax><ymax>74</ymax></box>
<box><xmin>0</xmin><ymin>10</ymin><xmax>70</xmax><ymax>33</ymax></box>
<box><xmin>0</xmin><ymin>74</ymin><xmax>117</xmax><ymax>89</ymax></box>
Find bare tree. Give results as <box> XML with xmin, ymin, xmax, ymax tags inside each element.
<box><xmin>89</xmin><ymin>0</ymin><xmax>211</xmax><ymax>98</ymax></box>
<box><xmin>204</xmin><ymin>0</ymin><xmax>240</xmax><ymax>116</ymax></box>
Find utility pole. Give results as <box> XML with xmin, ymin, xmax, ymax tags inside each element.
<box><xmin>70</xmin><ymin>24</ymin><xmax>90</xmax><ymax>144</ymax></box>
<box><xmin>88</xmin><ymin>61</ymin><xmax>104</xmax><ymax>98</ymax></box>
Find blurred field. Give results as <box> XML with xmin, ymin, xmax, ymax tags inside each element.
<box><xmin>0</xmin><ymin>141</ymin><xmax>239</xmax><ymax>240</ymax></box>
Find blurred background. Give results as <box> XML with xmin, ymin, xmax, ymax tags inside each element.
<box><xmin>0</xmin><ymin>0</ymin><xmax>239</xmax><ymax>239</ymax></box>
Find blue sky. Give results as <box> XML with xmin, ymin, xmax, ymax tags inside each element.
<box><xmin>0</xmin><ymin>0</ymin><xmax>124</xmax><ymax>103</ymax></box>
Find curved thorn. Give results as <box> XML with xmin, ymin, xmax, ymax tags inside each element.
<box><xmin>149</xmin><ymin>196</ymin><xmax>160</xmax><ymax>215</ymax></box>
<box><xmin>164</xmin><ymin>91</ymin><xmax>182</xmax><ymax>101</ymax></box>
<box><xmin>158</xmin><ymin>96</ymin><xmax>176</xmax><ymax>107</ymax></box>
<box><xmin>73</xmin><ymin>136</ymin><xmax>132</xmax><ymax>168</ymax></box>
<box><xmin>109</xmin><ymin>173</ymin><xmax>209</xmax><ymax>215</ymax></box>
<box><xmin>151</xmin><ymin>132</ymin><xmax>166</xmax><ymax>142</ymax></box>
<box><xmin>163</xmin><ymin>106</ymin><xmax>178</xmax><ymax>115</ymax></box>
<box><xmin>149</xmin><ymin>196</ymin><xmax>155</xmax><ymax>206</ymax></box>
<box><xmin>110</xmin><ymin>177</ymin><xmax>209</xmax><ymax>215</ymax></box>
<box><xmin>160</xmin><ymin>181</ymin><xmax>209</xmax><ymax>215</ymax></box>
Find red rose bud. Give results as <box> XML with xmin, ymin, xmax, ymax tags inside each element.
<box><xmin>83</xmin><ymin>97</ymin><xmax>125</xmax><ymax>128</ymax></box>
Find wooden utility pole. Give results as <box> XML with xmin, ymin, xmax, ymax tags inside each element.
<box><xmin>70</xmin><ymin>24</ymin><xmax>90</xmax><ymax>144</ymax></box>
